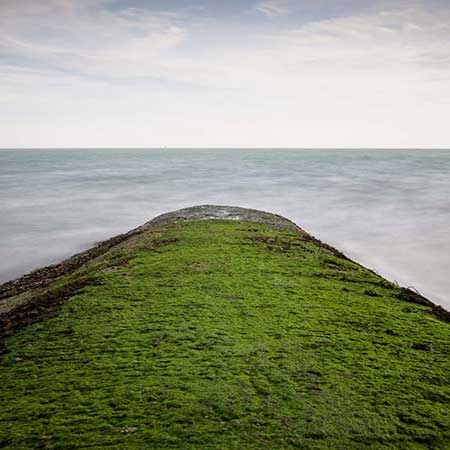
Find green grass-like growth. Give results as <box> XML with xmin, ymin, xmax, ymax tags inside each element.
<box><xmin>1</xmin><ymin>220</ymin><xmax>450</xmax><ymax>449</ymax></box>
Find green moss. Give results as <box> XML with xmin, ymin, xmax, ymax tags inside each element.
<box><xmin>1</xmin><ymin>220</ymin><xmax>450</xmax><ymax>449</ymax></box>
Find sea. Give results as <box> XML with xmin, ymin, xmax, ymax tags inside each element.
<box><xmin>0</xmin><ymin>148</ymin><xmax>449</xmax><ymax>308</ymax></box>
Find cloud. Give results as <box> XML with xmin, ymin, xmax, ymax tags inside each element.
<box><xmin>0</xmin><ymin>0</ymin><xmax>450</xmax><ymax>147</ymax></box>
<box><xmin>0</xmin><ymin>0</ymin><xmax>188</xmax><ymax>82</ymax></box>
<box><xmin>254</xmin><ymin>1</ymin><xmax>290</xmax><ymax>17</ymax></box>
<box><xmin>2</xmin><ymin>1</ymin><xmax>449</xmax><ymax>87</ymax></box>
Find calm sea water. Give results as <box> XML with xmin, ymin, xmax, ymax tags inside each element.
<box><xmin>0</xmin><ymin>149</ymin><xmax>449</xmax><ymax>307</ymax></box>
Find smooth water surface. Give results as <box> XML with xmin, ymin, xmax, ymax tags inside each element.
<box><xmin>1</xmin><ymin>149</ymin><xmax>449</xmax><ymax>307</ymax></box>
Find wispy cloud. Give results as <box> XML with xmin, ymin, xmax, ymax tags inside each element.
<box><xmin>254</xmin><ymin>0</ymin><xmax>290</xmax><ymax>17</ymax></box>
<box><xmin>0</xmin><ymin>0</ymin><xmax>188</xmax><ymax>82</ymax></box>
<box><xmin>0</xmin><ymin>0</ymin><xmax>450</xmax><ymax>147</ymax></box>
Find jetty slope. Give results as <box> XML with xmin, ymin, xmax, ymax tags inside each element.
<box><xmin>1</xmin><ymin>206</ymin><xmax>450</xmax><ymax>449</ymax></box>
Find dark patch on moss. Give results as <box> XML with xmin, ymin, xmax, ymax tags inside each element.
<box><xmin>0</xmin><ymin>231</ymin><xmax>141</xmax><ymax>301</ymax></box>
<box><xmin>384</xmin><ymin>329</ymin><xmax>399</xmax><ymax>336</ymax></box>
<box><xmin>150</xmin><ymin>237</ymin><xmax>178</xmax><ymax>251</ymax></box>
<box><xmin>364</xmin><ymin>289</ymin><xmax>381</xmax><ymax>297</ymax></box>
<box><xmin>299</xmin><ymin>233</ymin><xmax>352</xmax><ymax>261</ymax></box>
<box><xmin>0</xmin><ymin>277</ymin><xmax>102</xmax><ymax>341</ymax></box>
<box><xmin>398</xmin><ymin>287</ymin><xmax>434</xmax><ymax>307</ymax></box>
<box><xmin>247</xmin><ymin>235</ymin><xmax>306</xmax><ymax>254</ymax></box>
<box><xmin>411</xmin><ymin>343</ymin><xmax>434</xmax><ymax>352</ymax></box>
<box><xmin>431</xmin><ymin>305</ymin><xmax>450</xmax><ymax>324</ymax></box>
<box><xmin>0</xmin><ymin>341</ymin><xmax>10</xmax><ymax>356</ymax></box>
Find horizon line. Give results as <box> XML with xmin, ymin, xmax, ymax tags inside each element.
<box><xmin>1</xmin><ymin>147</ymin><xmax>450</xmax><ymax>151</ymax></box>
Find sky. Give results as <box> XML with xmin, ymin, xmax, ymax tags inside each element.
<box><xmin>1</xmin><ymin>0</ymin><xmax>449</xmax><ymax>148</ymax></box>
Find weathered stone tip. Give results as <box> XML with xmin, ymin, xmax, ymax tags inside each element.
<box><xmin>140</xmin><ymin>205</ymin><xmax>302</xmax><ymax>233</ymax></box>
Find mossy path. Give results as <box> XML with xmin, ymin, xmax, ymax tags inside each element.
<box><xmin>1</xmin><ymin>220</ymin><xmax>450</xmax><ymax>449</ymax></box>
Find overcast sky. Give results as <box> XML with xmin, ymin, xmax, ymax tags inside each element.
<box><xmin>1</xmin><ymin>0</ymin><xmax>449</xmax><ymax>148</ymax></box>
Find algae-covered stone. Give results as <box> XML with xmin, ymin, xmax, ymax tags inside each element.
<box><xmin>1</xmin><ymin>206</ymin><xmax>450</xmax><ymax>449</ymax></box>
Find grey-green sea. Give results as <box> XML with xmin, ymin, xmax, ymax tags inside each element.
<box><xmin>0</xmin><ymin>149</ymin><xmax>449</xmax><ymax>308</ymax></box>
